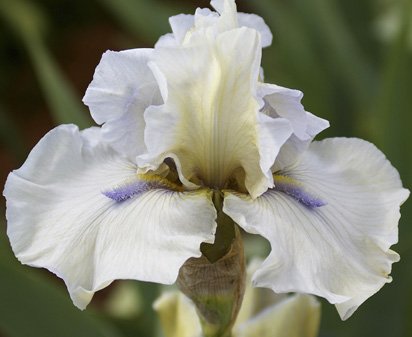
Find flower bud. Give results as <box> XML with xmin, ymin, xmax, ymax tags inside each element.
<box><xmin>177</xmin><ymin>227</ymin><xmax>246</xmax><ymax>337</ymax></box>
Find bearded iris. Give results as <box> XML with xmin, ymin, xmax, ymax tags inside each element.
<box><xmin>3</xmin><ymin>0</ymin><xmax>409</xmax><ymax>323</ymax></box>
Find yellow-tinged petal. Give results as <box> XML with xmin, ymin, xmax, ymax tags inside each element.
<box><xmin>139</xmin><ymin>27</ymin><xmax>291</xmax><ymax>197</ymax></box>
<box><xmin>235</xmin><ymin>294</ymin><xmax>320</xmax><ymax>337</ymax></box>
<box><xmin>154</xmin><ymin>291</ymin><xmax>202</xmax><ymax>337</ymax></box>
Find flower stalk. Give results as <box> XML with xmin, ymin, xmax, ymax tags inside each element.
<box><xmin>177</xmin><ymin>193</ymin><xmax>246</xmax><ymax>337</ymax></box>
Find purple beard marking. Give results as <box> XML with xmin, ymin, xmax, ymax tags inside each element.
<box><xmin>103</xmin><ymin>180</ymin><xmax>162</xmax><ymax>202</ymax></box>
<box><xmin>273</xmin><ymin>177</ymin><xmax>326</xmax><ymax>209</ymax></box>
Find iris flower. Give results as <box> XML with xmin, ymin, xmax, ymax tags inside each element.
<box><xmin>4</xmin><ymin>0</ymin><xmax>409</xmax><ymax>320</ymax></box>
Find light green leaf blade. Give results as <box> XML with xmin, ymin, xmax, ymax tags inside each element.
<box><xmin>0</xmin><ymin>0</ymin><xmax>92</xmax><ymax>128</ymax></box>
<box><xmin>0</xmin><ymin>228</ymin><xmax>124</xmax><ymax>337</ymax></box>
<box><xmin>97</xmin><ymin>0</ymin><xmax>188</xmax><ymax>43</ymax></box>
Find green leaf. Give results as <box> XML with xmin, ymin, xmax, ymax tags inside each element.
<box><xmin>251</xmin><ymin>0</ymin><xmax>336</xmax><ymax>128</ymax></box>
<box><xmin>25</xmin><ymin>40</ymin><xmax>92</xmax><ymax>128</ymax></box>
<box><xmin>290</xmin><ymin>0</ymin><xmax>375</xmax><ymax>109</ymax></box>
<box><xmin>0</xmin><ymin>0</ymin><xmax>92</xmax><ymax>128</ymax></box>
<box><xmin>373</xmin><ymin>0</ymin><xmax>412</xmax><ymax>168</ymax></box>
<box><xmin>0</xmin><ymin>104</ymin><xmax>26</xmax><ymax>161</ymax></box>
<box><xmin>0</xmin><ymin>227</ymin><xmax>124</xmax><ymax>337</ymax></box>
<box><xmin>97</xmin><ymin>0</ymin><xmax>190</xmax><ymax>44</ymax></box>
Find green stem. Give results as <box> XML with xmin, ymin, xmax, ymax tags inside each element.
<box><xmin>201</xmin><ymin>190</ymin><xmax>235</xmax><ymax>263</ymax></box>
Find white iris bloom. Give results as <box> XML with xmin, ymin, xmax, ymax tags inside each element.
<box><xmin>3</xmin><ymin>0</ymin><xmax>409</xmax><ymax>320</ymax></box>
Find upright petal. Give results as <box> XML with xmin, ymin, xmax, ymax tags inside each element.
<box><xmin>83</xmin><ymin>49</ymin><xmax>162</xmax><ymax>159</ymax></box>
<box><xmin>4</xmin><ymin>125</ymin><xmax>217</xmax><ymax>309</ymax></box>
<box><xmin>258</xmin><ymin>83</ymin><xmax>329</xmax><ymax>141</ymax></box>
<box><xmin>139</xmin><ymin>27</ymin><xmax>291</xmax><ymax>197</ymax></box>
<box><xmin>272</xmin><ymin>135</ymin><xmax>314</xmax><ymax>172</ymax></box>
<box><xmin>237</xmin><ymin>13</ymin><xmax>272</xmax><ymax>48</ymax></box>
<box><xmin>210</xmin><ymin>0</ymin><xmax>238</xmax><ymax>32</ymax></box>
<box><xmin>224</xmin><ymin>138</ymin><xmax>409</xmax><ymax>319</ymax></box>
<box><xmin>156</xmin><ymin>1</ymin><xmax>272</xmax><ymax>49</ymax></box>
<box><xmin>169</xmin><ymin>14</ymin><xmax>195</xmax><ymax>44</ymax></box>
<box><xmin>257</xmin><ymin>83</ymin><xmax>329</xmax><ymax>172</ymax></box>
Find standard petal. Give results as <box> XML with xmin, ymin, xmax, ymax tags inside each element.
<box><xmin>238</xmin><ymin>13</ymin><xmax>272</xmax><ymax>48</ymax></box>
<box><xmin>155</xmin><ymin>33</ymin><xmax>179</xmax><ymax>48</ymax></box>
<box><xmin>272</xmin><ymin>135</ymin><xmax>313</xmax><ymax>172</ymax></box>
<box><xmin>257</xmin><ymin>113</ymin><xmax>293</xmax><ymax>189</ymax></box>
<box><xmin>169</xmin><ymin>14</ymin><xmax>195</xmax><ymax>44</ymax></box>
<box><xmin>4</xmin><ymin>125</ymin><xmax>216</xmax><ymax>309</ymax></box>
<box><xmin>156</xmin><ymin>1</ymin><xmax>272</xmax><ymax>50</ymax></box>
<box><xmin>210</xmin><ymin>0</ymin><xmax>238</xmax><ymax>31</ymax></box>
<box><xmin>139</xmin><ymin>27</ymin><xmax>291</xmax><ymax>197</ymax></box>
<box><xmin>258</xmin><ymin>83</ymin><xmax>329</xmax><ymax>141</ymax></box>
<box><xmin>210</xmin><ymin>0</ymin><xmax>225</xmax><ymax>13</ymax></box>
<box><xmin>224</xmin><ymin>138</ymin><xmax>409</xmax><ymax>319</ymax></box>
<box><xmin>258</xmin><ymin>83</ymin><xmax>329</xmax><ymax>171</ymax></box>
<box><xmin>83</xmin><ymin>49</ymin><xmax>162</xmax><ymax>159</ymax></box>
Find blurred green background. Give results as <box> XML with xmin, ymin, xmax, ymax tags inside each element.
<box><xmin>0</xmin><ymin>0</ymin><xmax>411</xmax><ymax>336</ymax></box>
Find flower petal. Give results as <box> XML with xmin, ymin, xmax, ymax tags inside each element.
<box><xmin>202</xmin><ymin>1</ymin><xmax>272</xmax><ymax>47</ymax></box>
<box><xmin>258</xmin><ymin>83</ymin><xmax>329</xmax><ymax>141</ymax></box>
<box><xmin>257</xmin><ymin>83</ymin><xmax>329</xmax><ymax>172</ymax></box>
<box><xmin>235</xmin><ymin>294</ymin><xmax>320</xmax><ymax>337</ymax></box>
<box><xmin>153</xmin><ymin>291</ymin><xmax>202</xmax><ymax>337</ymax></box>
<box><xmin>237</xmin><ymin>13</ymin><xmax>272</xmax><ymax>48</ymax></box>
<box><xmin>272</xmin><ymin>135</ymin><xmax>311</xmax><ymax>172</ymax></box>
<box><xmin>169</xmin><ymin>14</ymin><xmax>195</xmax><ymax>44</ymax></box>
<box><xmin>210</xmin><ymin>0</ymin><xmax>225</xmax><ymax>13</ymax></box>
<box><xmin>224</xmin><ymin>138</ymin><xmax>409</xmax><ymax>319</ymax></box>
<box><xmin>210</xmin><ymin>0</ymin><xmax>237</xmax><ymax>31</ymax></box>
<box><xmin>139</xmin><ymin>27</ymin><xmax>291</xmax><ymax>197</ymax></box>
<box><xmin>257</xmin><ymin>113</ymin><xmax>293</xmax><ymax>190</ymax></box>
<box><xmin>4</xmin><ymin>125</ymin><xmax>217</xmax><ymax>309</ymax></box>
<box><xmin>157</xmin><ymin>1</ymin><xmax>272</xmax><ymax>49</ymax></box>
<box><xmin>83</xmin><ymin>49</ymin><xmax>162</xmax><ymax>159</ymax></box>
<box><xmin>235</xmin><ymin>259</ymin><xmax>283</xmax><ymax>327</ymax></box>
<box><xmin>155</xmin><ymin>33</ymin><xmax>178</xmax><ymax>48</ymax></box>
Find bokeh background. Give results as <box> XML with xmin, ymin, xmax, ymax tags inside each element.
<box><xmin>0</xmin><ymin>0</ymin><xmax>411</xmax><ymax>336</ymax></box>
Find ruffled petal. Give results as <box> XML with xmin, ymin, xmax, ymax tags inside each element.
<box><xmin>210</xmin><ymin>0</ymin><xmax>237</xmax><ymax>31</ymax></box>
<box><xmin>4</xmin><ymin>125</ymin><xmax>217</xmax><ymax>309</ymax></box>
<box><xmin>157</xmin><ymin>1</ymin><xmax>272</xmax><ymax>49</ymax></box>
<box><xmin>200</xmin><ymin>2</ymin><xmax>272</xmax><ymax>47</ymax></box>
<box><xmin>139</xmin><ymin>27</ymin><xmax>291</xmax><ymax>197</ymax></box>
<box><xmin>257</xmin><ymin>83</ymin><xmax>329</xmax><ymax>172</ymax></box>
<box><xmin>258</xmin><ymin>83</ymin><xmax>329</xmax><ymax>141</ymax></box>
<box><xmin>224</xmin><ymin>138</ymin><xmax>409</xmax><ymax>319</ymax></box>
<box><xmin>272</xmin><ymin>135</ymin><xmax>313</xmax><ymax>172</ymax></box>
<box><xmin>155</xmin><ymin>33</ymin><xmax>178</xmax><ymax>48</ymax></box>
<box><xmin>237</xmin><ymin>13</ymin><xmax>272</xmax><ymax>48</ymax></box>
<box><xmin>210</xmin><ymin>0</ymin><xmax>225</xmax><ymax>13</ymax></box>
<box><xmin>169</xmin><ymin>14</ymin><xmax>195</xmax><ymax>44</ymax></box>
<box><xmin>257</xmin><ymin>113</ymin><xmax>293</xmax><ymax>190</ymax></box>
<box><xmin>83</xmin><ymin>49</ymin><xmax>162</xmax><ymax>159</ymax></box>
